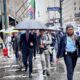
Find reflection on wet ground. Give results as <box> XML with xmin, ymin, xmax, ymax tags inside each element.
<box><xmin>0</xmin><ymin>55</ymin><xmax>80</xmax><ymax>80</ymax></box>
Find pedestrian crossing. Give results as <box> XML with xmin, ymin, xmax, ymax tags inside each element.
<box><xmin>0</xmin><ymin>54</ymin><xmax>58</xmax><ymax>80</ymax></box>
<box><xmin>3</xmin><ymin>75</ymin><xmax>28</xmax><ymax>79</ymax></box>
<box><xmin>1</xmin><ymin>54</ymin><xmax>80</xmax><ymax>80</ymax></box>
<box><xmin>0</xmin><ymin>64</ymin><xmax>41</xmax><ymax>79</ymax></box>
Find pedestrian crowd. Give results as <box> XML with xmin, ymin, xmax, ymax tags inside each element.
<box><xmin>3</xmin><ymin>24</ymin><xmax>80</xmax><ymax>80</ymax></box>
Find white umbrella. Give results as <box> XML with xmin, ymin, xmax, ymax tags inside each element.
<box><xmin>48</xmin><ymin>26</ymin><xmax>60</xmax><ymax>31</ymax></box>
<box><xmin>4</xmin><ymin>30</ymin><xmax>19</xmax><ymax>34</ymax></box>
<box><xmin>0</xmin><ymin>27</ymin><xmax>18</xmax><ymax>34</ymax></box>
<box><xmin>16</xmin><ymin>19</ymin><xmax>47</xmax><ymax>30</ymax></box>
<box><xmin>0</xmin><ymin>27</ymin><xmax>15</xmax><ymax>32</ymax></box>
<box><xmin>0</xmin><ymin>29</ymin><xmax>6</xmax><ymax>32</ymax></box>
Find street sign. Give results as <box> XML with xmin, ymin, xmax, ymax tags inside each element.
<box><xmin>47</xmin><ymin>7</ymin><xmax>60</xmax><ymax>11</ymax></box>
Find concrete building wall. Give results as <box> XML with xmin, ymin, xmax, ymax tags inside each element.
<box><xmin>45</xmin><ymin>0</ymin><xmax>60</xmax><ymax>22</ymax></box>
<box><xmin>74</xmin><ymin>0</ymin><xmax>80</xmax><ymax>24</ymax></box>
<box><xmin>36</xmin><ymin>0</ymin><xmax>60</xmax><ymax>23</ymax></box>
<box><xmin>0</xmin><ymin>0</ymin><xmax>3</xmax><ymax>15</ymax></box>
<box><xmin>0</xmin><ymin>5</ymin><xmax>1</xmax><ymax>15</ymax></box>
<box><xmin>62</xmin><ymin>0</ymin><xmax>80</xmax><ymax>24</ymax></box>
<box><xmin>0</xmin><ymin>0</ymin><xmax>27</xmax><ymax>29</ymax></box>
<box><xmin>48</xmin><ymin>0</ymin><xmax>59</xmax><ymax>19</ymax></box>
<box><xmin>35</xmin><ymin>0</ymin><xmax>48</xmax><ymax>23</ymax></box>
<box><xmin>62</xmin><ymin>0</ymin><xmax>75</xmax><ymax>22</ymax></box>
<box><xmin>7</xmin><ymin>0</ymin><xmax>25</xmax><ymax>21</ymax></box>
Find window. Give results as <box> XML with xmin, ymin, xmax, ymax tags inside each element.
<box><xmin>74</xmin><ymin>2</ymin><xmax>76</xmax><ymax>5</ymax></box>
<box><xmin>75</xmin><ymin>13</ymin><xmax>80</xmax><ymax>17</ymax></box>
<box><xmin>74</xmin><ymin>7</ymin><xmax>76</xmax><ymax>10</ymax></box>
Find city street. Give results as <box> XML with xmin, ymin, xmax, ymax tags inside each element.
<box><xmin>0</xmin><ymin>54</ymin><xmax>80</xmax><ymax>80</ymax></box>
<box><xmin>0</xmin><ymin>0</ymin><xmax>80</xmax><ymax>80</ymax></box>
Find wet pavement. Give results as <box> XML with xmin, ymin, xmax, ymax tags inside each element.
<box><xmin>0</xmin><ymin>54</ymin><xmax>80</xmax><ymax>80</ymax></box>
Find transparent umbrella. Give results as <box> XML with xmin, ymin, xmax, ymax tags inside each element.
<box><xmin>16</xmin><ymin>19</ymin><xmax>47</xmax><ymax>30</ymax></box>
<box><xmin>48</xmin><ymin>25</ymin><xmax>60</xmax><ymax>31</ymax></box>
<box><xmin>0</xmin><ymin>27</ymin><xmax>19</xmax><ymax>34</ymax></box>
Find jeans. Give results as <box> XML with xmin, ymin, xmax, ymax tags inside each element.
<box><xmin>64</xmin><ymin>51</ymin><xmax>77</xmax><ymax>80</ymax></box>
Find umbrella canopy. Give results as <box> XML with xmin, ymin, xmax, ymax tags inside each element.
<box><xmin>16</xmin><ymin>19</ymin><xmax>48</xmax><ymax>30</ymax></box>
<box><xmin>0</xmin><ymin>29</ymin><xmax>6</xmax><ymax>32</ymax></box>
<box><xmin>0</xmin><ymin>27</ymin><xmax>19</xmax><ymax>34</ymax></box>
<box><xmin>4</xmin><ymin>30</ymin><xmax>19</xmax><ymax>34</ymax></box>
<box><xmin>48</xmin><ymin>26</ymin><xmax>60</xmax><ymax>31</ymax></box>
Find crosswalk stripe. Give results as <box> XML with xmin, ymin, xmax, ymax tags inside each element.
<box><xmin>6</xmin><ymin>69</ymin><xmax>20</xmax><ymax>72</ymax></box>
<box><xmin>0</xmin><ymin>65</ymin><xmax>19</xmax><ymax>69</ymax></box>
<box><xmin>3</xmin><ymin>75</ymin><xmax>28</xmax><ymax>79</ymax></box>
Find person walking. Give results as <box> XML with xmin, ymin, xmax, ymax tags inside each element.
<box><xmin>28</xmin><ymin>31</ymin><xmax>34</xmax><ymax>78</ymax></box>
<box><xmin>11</xmin><ymin>33</ymin><xmax>19</xmax><ymax>63</ymax></box>
<box><xmin>33</xmin><ymin>31</ymin><xmax>37</xmax><ymax>59</ymax></box>
<box><xmin>38</xmin><ymin>30</ymin><xmax>52</xmax><ymax>76</ymax></box>
<box><xmin>19</xmin><ymin>31</ymin><xmax>29</xmax><ymax>72</ymax></box>
<box><xmin>19</xmin><ymin>30</ymin><xmax>34</xmax><ymax>78</ymax></box>
<box><xmin>57</xmin><ymin>24</ymin><xmax>80</xmax><ymax>80</ymax></box>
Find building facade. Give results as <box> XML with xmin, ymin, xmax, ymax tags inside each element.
<box><xmin>45</xmin><ymin>0</ymin><xmax>60</xmax><ymax>23</ymax></box>
<box><xmin>35</xmin><ymin>0</ymin><xmax>60</xmax><ymax>24</ymax></box>
<box><xmin>35</xmin><ymin>0</ymin><xmax>48</xmax><ymax>23</ymax></box>
<box><xmin>0</xmin><ymin>0</ymin><xmax>29</xmax><ymax>39</ymax></box>
<box><xmin>0</xmin><ymin>0</ymin><xmax>31</xmax><ymax>29</ymax></box>
<box><xmin>62</xmin><ymin>0</ymin><xmax>80</xmax><ymax>24</ymax></box>
<box><xmin>6</xmin><ymin>0</ymin><xmax>27</xmax><ymax>24</ymax></box>
<box><xmin>44</xmin><ymin>0</ymin><xmax>80</xmax><ymax>25</ymax></box>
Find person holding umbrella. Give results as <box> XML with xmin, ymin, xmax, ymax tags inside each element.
<box><xmin>19</xmin><ymin>31</ymin><xmax>29</xmax><ymax>72</ymax></box>
<box><xmin>28</xmin><ymin>30</ymin><xmax>35</xmax><ymax>78</ymax></box>
<box><xmin>19</xmin><ymin>30</ymin><xmax>34</xmax><ymax>78</ymax></box>
<box><xmin>32</xmin><ymin>30</ymin><xmax>37</xmax><ymax>59</ymax></box>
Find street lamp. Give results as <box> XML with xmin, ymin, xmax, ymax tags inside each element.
<box><xmin>3</xmin><ymin>0</ymin><xmax>8</xmax><ymax>45</ymax></box>
<box><xmin>3</xmin><ymin>0</ymin><xmax>8</xmax><ymax>30</ymax></box>
<box><xmin>59</xmin><ymin>0</ymin><xmax>64</xmax><ymax>28</ymax></box>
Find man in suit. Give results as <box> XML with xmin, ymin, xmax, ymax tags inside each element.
<box><xmin>28</xmin><ymin>31</ymin><xmax>34</xmax><ymax>78</ymax></box>
<box><xmin>57</xmin><ymin>25</ymin><xmax>80</xmax><ymax>80</ymax></box>
<box><xmin>19</xmin><ymin>30</ymin><xmax>34</xmax><ymax>78</ymax></box>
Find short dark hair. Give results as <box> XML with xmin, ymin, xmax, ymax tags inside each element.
<box><xmin>66</xmin><ymin>24</ymin><xmax>74</xmax><ymax>30</ymax></box>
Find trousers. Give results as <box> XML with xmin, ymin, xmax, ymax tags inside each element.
<box><xmin>64</xmin><ymin>51</ymin><xmax>77</xmax><ymax>80</ymax></box>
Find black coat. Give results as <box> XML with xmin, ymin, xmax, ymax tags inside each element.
<box><xmin>57</xmin><ymin>35</ymin><xmax>80</xmax><ymax>58</ymax></box>
<box><xmin>19</xmin><ymin>33</ymin><xmax>34</xmax><ymax>52</ymax></box>
<box><xmin>11</xmin><ymin>36</ymin><xmax>18</xmax><ymax>51</ymax></box>
<box><xmin>28</xmin><ymin>33</ymin><xmax>35</xmax><ymax>48</ymax></box>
